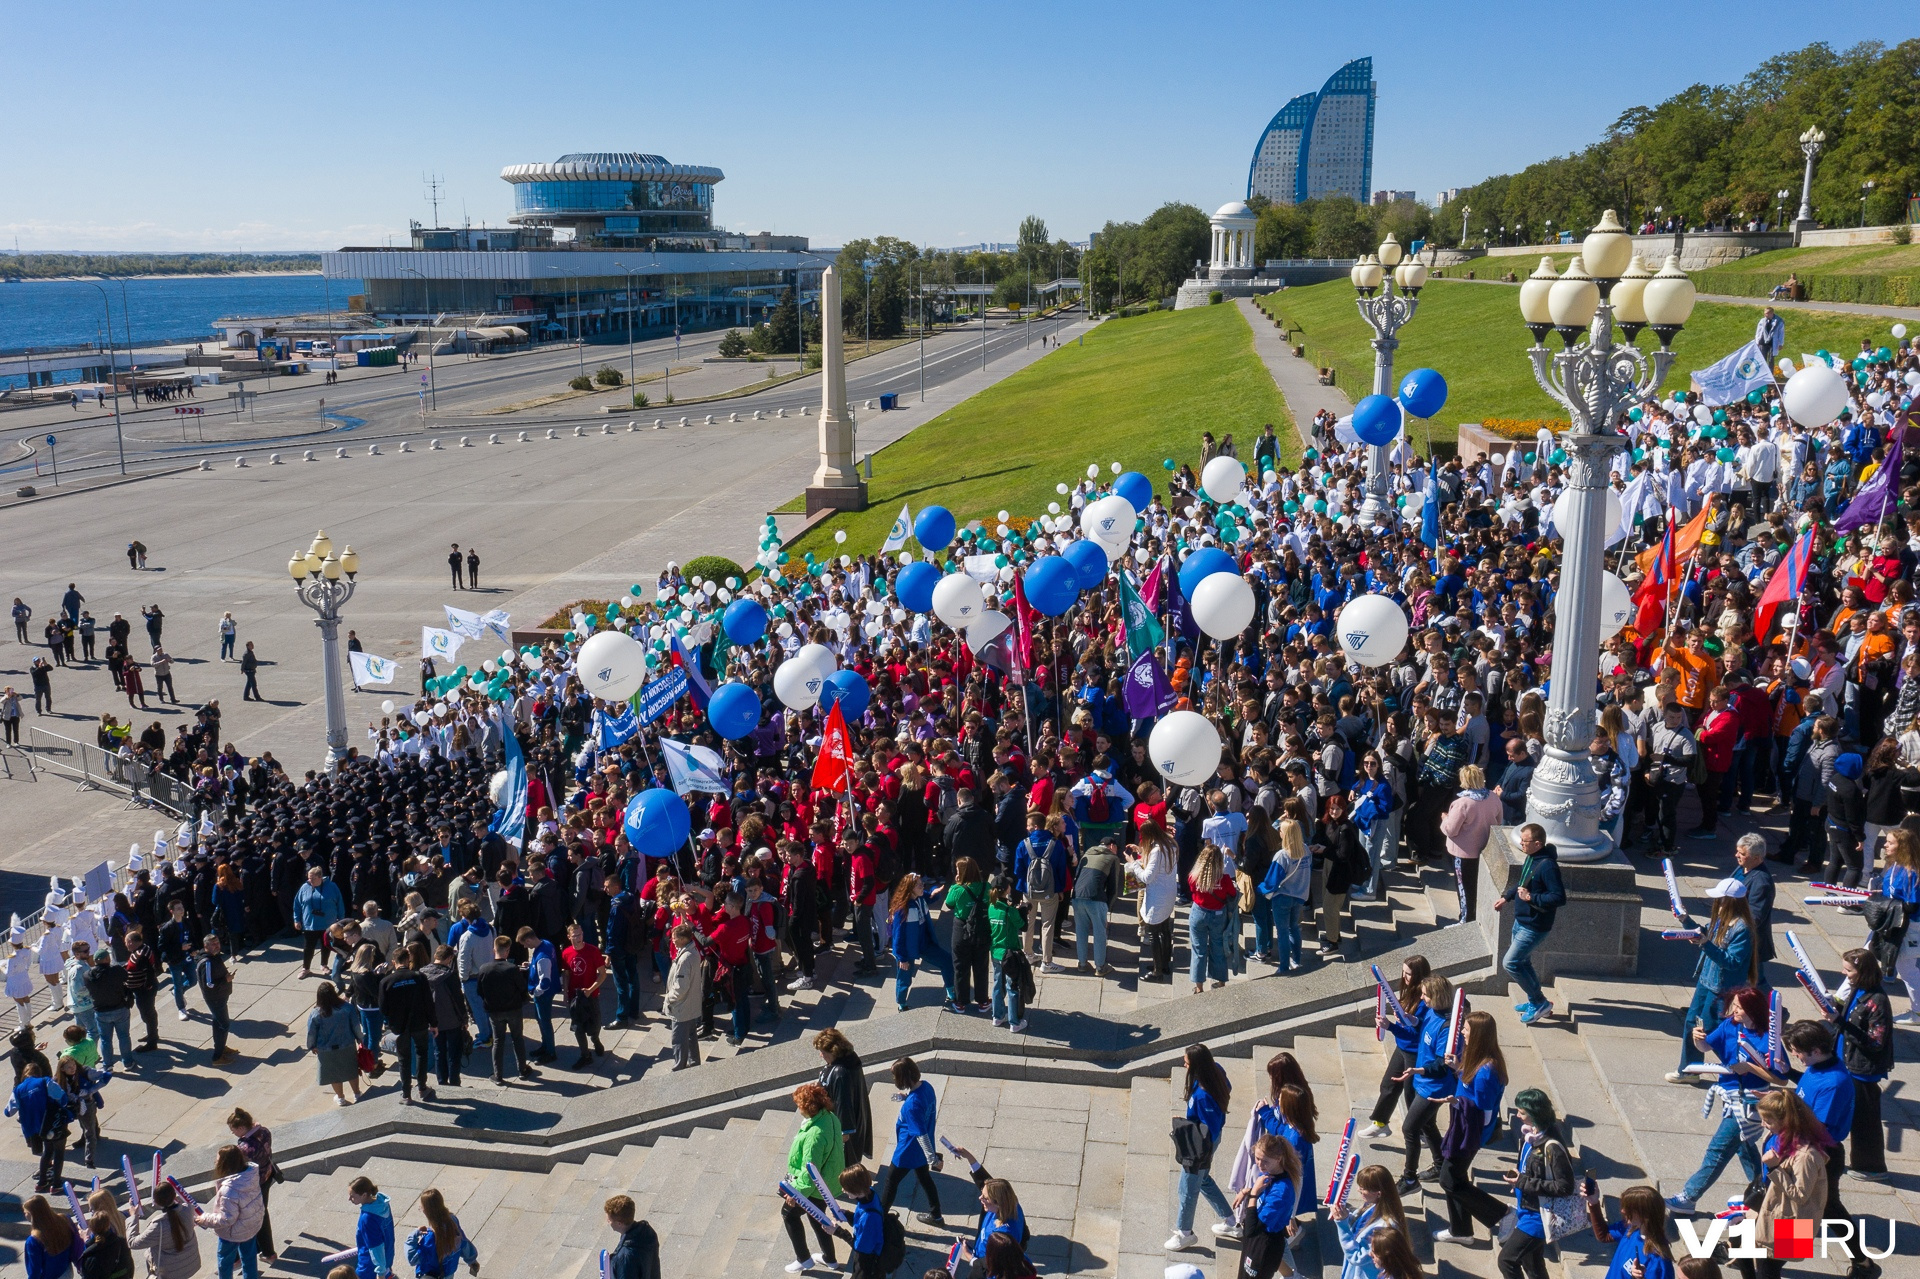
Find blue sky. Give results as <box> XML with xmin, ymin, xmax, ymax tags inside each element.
<box><xmin>5</xmin><ymin>1</ymin><xmax>1910</xmax><ymax>252</ymax></box>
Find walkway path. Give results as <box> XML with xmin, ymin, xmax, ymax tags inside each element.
<box><xmin>1437</xmin><ymin>274</ymin><xmax>1920</xmax><ymax>322</ymax></box>
<box><xmin>1235</xmin><ymin>297</ymin><xmax>1351</xmax><ymax>451</ymax></box>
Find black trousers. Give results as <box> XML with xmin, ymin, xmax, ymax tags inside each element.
<box><xmin>489</xmin><ymin>1014</ymin><xmax>531</xmax><ymax>1078</ymax></box>
<box><xmin>879</xmin><ymin>1163</ymin><xmax>941</xmax><ymax>1218</ymax></box>
<box><xmin>1454</xmin><ymin>857</ymin><xmax>1480</xmax><ymax>923</ymax></box>
<box><xmin>792</xmin><ymin>923</ymin><xmax>817</xmax><ymax>977</ymax></box>
<box><xmin>302</xmin><ymin>930</ymin><xmax>325</xmax><ymax>969</ymax></box>
<box><xmin>1851</xmin><ymin>1077</ymin><xmax>1885</xmax><ymax>1174</ymax></box>
<box><xmin>1497</xmin><ymin>1228</ymin><xmax>1549</xmax><ymax>1279</ymax></box>
<box><xmin>781</xmin><ymin>1195</ymin><xmax>837</xmax><ymax>1264</ymax></box>
<box><xmin>1695</xmin><ymin>771</ymin><xmax>1725</xmax><ymax>832</ymax></box>
<box><xmin>1143</xmin><ymin>919</ymin><xmax>1173</xmax><ymax>976</ymax></box>
<box><xmin>1825</xmin><ymin>823</ymin><xmax>1865</xmax><ymax>889</ymax></box>
<box><xmin>1439</xmin><ymin>1149</ymin><xmax>1507</xmax><ymax>1237</ymax></box>
<box><xmin>36</xmin><ymin>1125</ymin><xmax>68</xmax><ymax>1188</ymax></box>
<box><xmin>1402</xmin><ymin>1095</ymin><xmax>1443</xmax><ymax>1177</ymax></box>
<box><xmin>952</xmin><ymin>940</ymin><xmax>989</xmax><ymax>1004</ymax></box>
<box><xmin>1370</xmin><ymin>1047</ymin><xmax>1412</xmax><ymax>1125</ymax></box>
<box><xmin>435</xmin><ymin>1028</ymin><xmax>466</xmax><ymax>1085</ymax></box>
<box><xmin>133</xmin><ymin>987</ymin><xmax>157</xmax><ymax>1045</ymax></box>
<box><xmin>1653</xmin><ymin>779</ymin><xmax>1685</xmax><ymax>851</ymax></box>
<box><xmin>394</xmin><ymin>1028</ymin><xmax>430</xmax><ymax>1094</ymax></box>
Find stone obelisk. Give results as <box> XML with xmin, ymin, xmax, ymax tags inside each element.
<box><xmin>806</xmin><ymin>264</ymin><xmax>867</xmax><ymax>513</ymax></box>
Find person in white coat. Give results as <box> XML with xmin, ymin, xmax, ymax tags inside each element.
<box><xmin>7</xmin><ymin>918</ymin><xmax>37</xmax><ymax>1030</ymax></box>
<box><xmin>36</xmin><ymin>898</ymin><xmax>68</xmax><ymax>1012</ymax></box>
<box><xmin>1126</xmin><ymin>828</ymin><xmax>1178</xmax><ymax>982</ymax></box>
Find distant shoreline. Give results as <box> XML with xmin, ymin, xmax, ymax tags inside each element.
<box><xmin>7</xmin><ymin>270</ymin><xmax>327</xmax><ymax>282</ymax></box>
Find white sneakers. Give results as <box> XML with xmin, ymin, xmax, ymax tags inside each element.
<box><xmin>1164</xmin><ymin>1231</ymin><xmax>1198</xmax><ymax>1251</ymax></box>
<box><xmin>1363</xmin><ymin>1121</ymin><xmax>1392</xmax><ymax>1140</ymax></box>
<box><xmin>784</xmin><ymin>1262</ymin><xmax>808</xmax><ymax>1274</ymax></box>
<box><xmin>787</xmin><ymin>976</ymin><xmax>815</xmax><ymax>992</ymax></box>
<box><xmin>1009</xmin><ymin>1019</ymin><xmax>1028</xmax><ymax>1033</ymax></box>
<box><xmin>1210</xmin><ymin>1222</ymin><xmax>1240</xmax><ymax>1238</ymax></box>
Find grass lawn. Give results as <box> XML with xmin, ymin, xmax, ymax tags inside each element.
<box><xmin>783</xmin><ymin>303</ymin><xmax>1294</xmax><ymax>561</ymax></box>
<box><xmin>1257</xmin><ymin>279</ymin><xmax>1906</xmax><ymax>439</ymax></box>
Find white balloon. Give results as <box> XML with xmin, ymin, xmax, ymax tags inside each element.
<box><xmin>997</xmin><ymin>565</ymin><xmax>1015</xmax><ymax>582</ymax></box>
<box><xmin>482</xmin><ymin>660</ymin><xmax>497</xmax><ymax>675</ymax></box>
<box><xmin>931</xmin><ymin>573</ymin><xmax>986</xmax><ymax>629</ymax></box>
<box><xmin>1778</xmin><ymin>357</ymin><xmax>1796</xmax><ymax>377</ymax></box>
<box><xmin>1148</xmin><ymin>710</ymin><xmax>1223</xmax><ymax>787</ymax></box>
<box><xmin>1080</xmin><ymin>494</ymin><xmax>1136</xmax><ymax>552</ymax></box>
<box><xmin>1200</xmin><ymin>455</ymin><xmax>1247</xmax><ymax>504</ymax></box>
<box><xmin>1190</xmin><ymin>572</ymin><xmax>1256</xmax><ymax>640</ymax></box>
<box><xmin>834</xmin><ymin>530</ymin><xmax>847</xmax><ymax>544</ymax></box>
<box><xmin>1550</xmin><ymin>487</ymin><xmax>1624</xmax><ymax>538</ymax></box>
<box><xmin>1597</xmin><ymin>572</ymin><xmax>1633</xmax><ymax>642</ymax></box>
<box><xmin>773</xmin><ymin>643</ymin><xmax>838</xmax><ymax>710</ymax></box>
<box><xmin>1782</xmin><ymin>363</ymin><xmax>1850</xmax><ymax>428</ymax></box>
<box><xmin>1895</xmin><ymin>323</ymin><xmax>1908</xmax><ymax>339</ymax></box>
<box><xmin>1335</xmin><ymin>594</ymin><xmax>1410</xmax><ymax>667</ymax></box>
<box><xmin>966</xmin><ymin>610</ymin><xmax>1011</xmax><ymax>654</ymax></box>
<box><xmin>1047</xmin><ymin>502</ymin><xmax>1060</xmax><ymax>515</ymax></box>
<box><xmin>500</xmin><ymin>648</ymin><xmax>516</xmax><ymax>665</ymax></box>
<box><xmin>1692</xmin><ymin>404</ymin><xmax>1712</xmax><ymax>426</ymax></box>
<box><xmin>777</xmin><ymin>621</ymin><xmax>794</xmax><ymax>638</ymax></box>
<box><xmin>899</xmin><ymin>551</ymin><xmax>914</xmax><ymax>566</ymax></box>
<box><xmin>575</xmin><ymin>631</ymin><xmax>647</xmax><ymax>701</ymax></box>
<box><xmin>381</xmin><ymin>699</ymin><xmax>396</xmax><ymax>715</ymax></box>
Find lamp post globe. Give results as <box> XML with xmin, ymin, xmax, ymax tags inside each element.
<box><xmin>291</xmin><ymin>527</ymin><xmax>362</xmax><ymax>770</ymax></box>
<box><xmin>1517</xmin><ymin>210</ymin><xmax>1690</xmax><ymax>862</ymax></box>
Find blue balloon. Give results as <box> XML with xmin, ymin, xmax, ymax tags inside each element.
<box><xmin>1024</xmin><ymin>555</ymin><xmax>1080</xmax><ymax>616</ymax></box>
<box><xmin>820</xmin><ymin>669</ymin><xmax>871</xmax><ymax>720</ymax></box>
<box><xmin>913</xmin><ymin>505</ymin><xmax>956</xmax><ymax>551</ymax></box>
<box><xmin>1178</xmin><ymin>546</ymin><xmax>1237</xmax><ymax>600</ymax></box>
<box><xmin>1397</xmin><ymin>367</ymin><xmax>1449</xmax><ymax>419</ymax></box>
<box><xmin>1352</xmin><ymin>394</ymin><xmax>1402</xmax><ymax>446</ymax></box>
<box><xmin>708</xmin><ymin>681</ymin><xmax>761</xmax><ymax>739</ymax></box>
<box><xmin>1112</xmin><ymin>471</ymin><xmax>1153</xmax><ymax>512</ymax></box>
<box><xmin>896</xmin><ymin>560</ymin><xmax>939</xmax><ymax>614</ymax></box>
<box><xmin>623</xmin><ymin>788</ymin><xmax>690</xmax><ymax>857</ymax></box>
<box><xmin>721</xmin><ymin>598</ymin><xmax>767</xmax><ymax>646</ymax></box>
<box><xmin>1061</xmin><ymin>538</ymin><xmax>1110</xmax><ymax>591</ymax></box>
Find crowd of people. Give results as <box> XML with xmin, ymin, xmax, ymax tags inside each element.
<box><xmin>9</xmin><ymin>313</ymin><xmax>1920</xmax><ymax>1277</ymax></box>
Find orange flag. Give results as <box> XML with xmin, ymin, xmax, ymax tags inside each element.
<box><xmin>1636</xmin><ymin>505</ymin><xmax>1711</xmax><ymax>576</ymax></box>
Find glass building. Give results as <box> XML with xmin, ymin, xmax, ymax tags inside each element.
<box><xmin>500</xmin><ymin>152</ymin><xmax>725</xmax><ymax>246</ymax></box>
<box><xmin>1247</xmin><ymin>57</ymin><xmax>1376</xmax><ymax>206</ymax></box>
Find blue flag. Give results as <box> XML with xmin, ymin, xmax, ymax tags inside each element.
<box><xmin>637</xmin><ymin>667</ymin><xmax>690</xmax><ymax>724</ymax></box>
<box><xmin>490</xmin><ymin>711</ymin><xmax>527</xmax><ymax>845</ymax></box>
<box><xmin>596</xmin><ymin>704</ymin><xmax>639</xmax><ymax>749</ymax></box>
<box><xmin>1420</xmin><ymin>481</ymin><xmax>1440</xmax><ymax>552</ymax></box>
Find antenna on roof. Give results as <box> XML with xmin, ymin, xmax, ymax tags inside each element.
<box><xmin>424</xmin><ymin>173</ymin><xmax>445</xmax><ymax>229</ymax></box>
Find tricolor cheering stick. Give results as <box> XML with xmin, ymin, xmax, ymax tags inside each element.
<box><xmin>1768</xmin><ymin>989</ymin><xmax>1785</xmax><ymax>1073</ymax></box>
<box><xmin>1784</xmin><ymin>930</ymin><xmax>1838</xmax><ymax>1016</ymax></box>
<box><xmin>164</xmin><ymin>1176</ymin><xmax>202</xmax><ymax>1214</ymax></box>
<box><xmin>1804</xmin><ymin>880</ymin><xmax>1871</xmax><ymax>906</ymax></box>
<box><xmin>1661</xmin><ymin>860</ymin><xmax>1699</xmax><ymax>938</ymax></box>
<box><xmin>122</xmin><ymin>1155</ymin><xmax>141</xmax><ymax>1217</ymax></box>
<box><xmin>1370</xmin><ymin>965</ymin><xmax>1414</xmax><ymax>1029</ymax></box>
<box><xmin>599</xmin><ymin>1251</ymin><xmax>609</xmax><ymax>1279</ymax></box>
<box><xmin>1444</xmin><ymin>987</ymin><xmax>1467</xmax><ymax>1059</ymax></box>
<box><xmin>807</xmin><ymin>1163</ymin><xmax>847</xmax><ymax>1226</ymax></box>
<box><xmin>1325</xmin><ymin>1118</ymin><xmax>1355</xmax><ymax>1205</ymax></box>
<box><xmin>778</xmin><ymin>1182</ymin><xmax>837</xmax><ymax>1234</ymax></box>
<box><xmin>1330</xmin><ymin>1153</ymin><xmax>1360</xmax><ymax>1208</ymax></box>
<box><xmin>63</xmin><ymin>1183</ymin><xmax>89</xmax><ymax>1240</ymax></box>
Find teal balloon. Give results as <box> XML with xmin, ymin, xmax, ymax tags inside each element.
<box><xmin>1283</xmin><ymin>500</ymin><xmax>1300</xmax><ymax>514</ymax></box>
<box><xmin>1746</xmin><ymin>390</ymin><xmax>1764</xmax><ymax>405</ymax></box>
<box><xmin>1632</xmin><ymin>448</ymin><xmax>1645</xmax><ymax>462</ymax></box>
<box><xmin>1162</xmin><ymin>458</ymin><xmax>1176</xmax><ymax>470</ymax></box>
<box><xmin>629</xmin><ymin>584</ymin><xmax>643</xmax><ymax>596</ymax></box>
<box><xmin>1878</xmin><ymin>346</ymin><xmax>1893</xmax><ymax>362</ymax></box>
<box><xmin>1628</xmin><ymin>407</ymin><xmax>1643</xmax><ymax>421</ymax></box>
<box><xmin>1221</xmin><ymin>523</ymin><xmax>1240</xmax><ymax>543</ymax></box>
<box><xmin>1550</xmin><ymin>449</ymin><xmax>1567</xmax><ymax>465</ymax></box>
<box><xmin>1712</xmin><ymin>409</ymin><xmax>1726</xmax><ymax>424</ymax></box>
<box><xmin>1717</xmin><ymin>447</ymin><xmax>1737</xmax><ymax>463</ymax></box>
<box><xmin>1525</xmin><ymin>452</ymin><xmax>1535</xmax><ymax>463</ymax></box>
<box><xmin>1312</xmin><ymin>499</ymin><xmax>1328</xmax><ymax>514</ymax></box>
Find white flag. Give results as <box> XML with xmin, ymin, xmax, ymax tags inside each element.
<box><xmin>349</xmin><ymin>651</ymin><xmax>397</xmax><ymax>685</ymax></box>
<box><xmin>659</xmin><ymin>737</ymin><xmax>731</xmax><ymax>795</ymax></box>
<box><xmin>445</xmin><ymin>605</ymin><xmax>486</xmax><ymax>639</ymax></box>
<box><xmin>422</xmin><ymin>626</ymin><xmax>465</xmax><ymax>662</ymax></box>
<box><xmin>480</xmin><ymin>609</ymin><xmax>512</xmax><ymax>643</ymax></box>
<box><xmin>881</xmin><ymin>503</ymin><xmax>913</xmax><ymax>553</ymax></box>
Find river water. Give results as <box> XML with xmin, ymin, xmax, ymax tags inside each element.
<box><xmin>0</xmin><ymin>274</ymin><xmax>364</xmax><ymax>365</ymax></box>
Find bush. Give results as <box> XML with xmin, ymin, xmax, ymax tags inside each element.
<box><xmin>717</xmin><ymin>329</ymin><xmax>749</xmax><ymax>358</ymax></box>
<box><xmin>632</xmin><ymin>391</ymin><xmax>649</xmax><ymax>408</ymax></box>
<box><xmin>568</xmin><ymin>374</ymin><xmax>593</xmax><ymax>391</ymax></box>
<box><xmin>1894</xmin><ymin>223</ymin><xmax>1913</xmax><ymax>246</ymax></box>
<box><xmin>1209</xmin><ymin>290</ymin><xmax>1224</xmax><ymax>305</ymax></box>
<box><xmin>682</xmin><ymin>555</ymin><xmax>745</xmax><ymax>585</ymax></box>
<box><xmin>593</xmin><ymin>365</ymin><xmax>624</xmax><ymax>387</ymax></box>
<box><xmin>806</xmin><ymin>349</ymin><xmax>823</xmax><ymax>369</ymax></box>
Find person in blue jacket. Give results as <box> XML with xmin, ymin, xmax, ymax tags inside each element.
<box><xmin>1602</xmin><ymin>1186</ymin><xmax>1675</xmax><ymax>1279</ymax></box>
<box><xmin>1669</xmin><ymin>878</ymin><xmax>1756</xmax><ymax>1079</ymax></box>
<box><xmin>1166</xmin><ymin>1043</ymin><xmax>1234</xmax><ymax>1251</ymax></box>
<box><xmin>1491</xmin><ymin>823</ymin><xmax>1566</xmax><ymax>1025</ymax></box>
<box><xmin>887</xmin><ymin>875</ymin><xmax>951</xmax><ymax>1013</ymax></box>
<box><xmin>1785</xmin><ymin>1019</ymin><xmax>1880</xmax><ymax>1279</ymax></box>
<box><xmin>521</xmin><ymin>926</ymin><xmax>560</xmax><ymax>1062</ymax></box>
<box><xmin>823</xmin><ymin>1165</ymin><xmax>887</xmax><ymax>1279</ymax></box>
<box><xmin>878</xmin><ymin>1055</ymin><xmax>945</xmax><ymax>1226</ymax></box>
<box><xmin>293</xmin><ymin>866</ymin><xmax>346</xmax><ymax>978</ymax></box>
<box><xmin>1331</xmin><ymin>1165</ymin><xmax>1410</xmax><ymax>1279</ymax></box>
<box><xmin>348</xmin><ymin>1176</ymin><xmax>396</xmax><ymax>1279</ymax></box>
<box><xmin>1363</xmin><ymin>957</ymin><xmax>1430</xmax><ymax>1140</ymax></box>
<box><xmin>1434</xmin><ymin>1010</ymin><xmax>1509</xmax><ymax>1243</ymax></box>
<box><xmin>1229</xmin><ymin>1132</ymin><xmax>1300</xmax><ymax>1279</ymax></box>
<box><xmin>1499</xmin><ymin>1090</ymin><xmax>1576</xmax><ymax>1279</ymax></box>
<box><xmin>1391</xmin><ymin>974</ymin><xmax>1457</xmax><ymax>1194</ymax></box>
<box><xmin>1669</xmin><ymin>986</ymin><xmax>1772</xmax><ymax>1212</ymax></box>
<box><xmin>6</xmin><ymin>1063</ymin><xmax>72</xmax><ymax>1193</ymax></box>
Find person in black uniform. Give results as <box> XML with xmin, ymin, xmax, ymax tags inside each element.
<box><xmin>448</xmin><ymin>544</ymin><xmax>464</xmax><ymax>589</ymax></box>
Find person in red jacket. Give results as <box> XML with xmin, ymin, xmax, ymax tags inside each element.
<box><xmin>1689</xmin><ymin>686</ymin><xmax>1740</xmax><ymax>840</ymax></box>
<box><xmin>742</xmin><ymin>865</ymin><xmax>782</xmax><ymax>1026</ymax></box>
<box><xmin>1726</xmin><ymin>670</ymin><xmax>1773</xmax><ymax>813</ymax></box>
<box><xmin>698</xmin><ymin>891</ymin><xmax>755</xmax><ymax>1046</ymax></box>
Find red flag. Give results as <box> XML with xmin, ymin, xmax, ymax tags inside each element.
<box><xmin>1754</xmin><ymin>529</ymin><xmax>1815</xmax><ymax>642</ymax></box>
<box><xmin>1631</xmin><ymin>514</ymin><xmax>1676</xmax><ymax>641</ymax></box>
<box><xmin>810</xmin><ymin>701</ymin><xmax>857</xmax><ymax>792</ymax></box>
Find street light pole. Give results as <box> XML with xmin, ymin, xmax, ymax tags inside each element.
<box><xmin>1350</xmin><ymin>234</ymin><xmax>1426</xmax><ymax>523</ymax></box>
<box><xmin>1795</xmin><ymin>127</ymin><xmax>1826</xmax><ymax>230</ymax></box>
<box><xmin>81</xmin><ymin>282</ymin><xmax>127</xmax><ymax>475</ymax></box>
<box><xmin>1860</xmin><ymin>181</ymin><xmax>1875</xmax><ymax>228</ymax></box>
<box><xmin>288</xmin><ymin>530</ymin><xmax>361</xmax><ymax>771</ymax></box>
<box><xmin>1514</xmin><ymin>212</ymin><xmax>1694</xmax><ymax>862</ymax></box>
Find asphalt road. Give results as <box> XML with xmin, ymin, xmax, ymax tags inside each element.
<box><xmin>4</xmin><ymin>309</ymin><xmax>1082</xmax><ymax>478</ymax></box>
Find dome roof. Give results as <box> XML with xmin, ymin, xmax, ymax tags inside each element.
<box><xmin>556</xmin><ymin>152</ymin><xmax>668</xmax><ymax>166</ymax></box>
<box><xmin>1213</xmin><ymin>200</ymin><xmax>1256</xmax><ymax>223</ymax></box>
<box><xmin>500</xmin><ymin>153</ymin><xmax>724</xmax><ymax>185</ymax></box>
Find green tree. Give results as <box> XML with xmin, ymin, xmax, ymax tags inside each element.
<box><xmin>1018</xmin><ymin>216</ymin><xmax>1050</xmax><ymax>253</ymax></box>
<box><xmin>1309</xmin><ymin>196</ymin><xmax>1371</xmax><ymax>258</ymax></box>
<box><xmin>717</xmin><ymin>329</ymin><xmax>748</xmax><ymax>357</ymax></box>
<box><xmin>748</xmin><ymin>287</ymin><xmax>820</xmax><ymax>354</ymax></box>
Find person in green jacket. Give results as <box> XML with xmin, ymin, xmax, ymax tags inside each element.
<box><xmin>782</xmin><ymin>1082</ymin><xmax>846</xmax><ymax>1274</ymax></box>
<box><xmin>987</xmin><ymin>877</ymin><xmax>1029</xmax><ymax>1032</ymax></box>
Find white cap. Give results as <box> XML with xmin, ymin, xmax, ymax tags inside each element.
<box><xmin>8</xmin><ymin>915</ymin><xmax>22</xmax><ymax>946</ymax></box>
<box><xmin>1705</xmin><ymin>877</ymin><xmax>1748</xmax><ymax>900</ymax></box>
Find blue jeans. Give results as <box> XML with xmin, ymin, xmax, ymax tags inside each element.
<box><xmin>73</xmin><ymin>1006</ymin><xmax>100</xmax><ymax>1046</ymax></box>
<box><xmin>1251</xmin><ymin>892</ymin><xmax>1275</xmax><ymax>957</ymax></box>
<box><xmin>167</xmin><ymin>961</ymin><xmax>193</xmax><ymax>1012</ymax></box>
<box><xmin>1074</xmin><ymin>900</ymin><xmax>1109</xmax><ymax>968</ymax></box>
<box><xmin>220</xmin><ymin>634</ymin><xmax>236</xmax><ymax>660</ymax></box>
<box><xmin>609</xmin><ymin>951</ymin><xmax>641</xmax><ymax>1021</ymax></box>
<box><xmin>1361</xmin><ymin>821</ymin><xmax>1393</xmax><ymax>895</ymax></box>
<box><xmin>991</xmin><ymin>956</ymin><xmax>1022</xmax><ymax>1024</ymax></box>
<box><xmin>1682</xmin><ymin>1108</ymin><xmax>1762</xmax><ymax>1203</ymax></box>
<box><xmin>462</xmin><ymin>978</ymin><xmax>493</xmax><ymax>1044</ymax></box>
<box><xmin>1175</xmin><ymin>1167</ymin><xmax>1232</xmax><ymax>1232</ymax></box>
<box><xmin>895</xmin><ymin>958</ymin><xmax>920</xmax><ymax>1009</ymax></box>
<box><xmin>217</xmin><ymin>1233</ymin><xmax>260</xmax><ymax>1279</ymax></box>
<box><xmin>533</xmin><ymin>992</ymin><xmax>556</xmax><ymax>1054</ymax></box>
<box><xmin>96</xmin><ymin>1007</ymin><xmax>132</xmax><ymax>1067</ymax></box>
<box><xmin>355</xmin><ymin>1007</ymin><xmax>384</xmax><ymax>1055</ymax></box>
<box><xmin>1272</xmin><ymin>899</ymin><xmax>1305</xmax><ymax>965</ymax></box>
<box><xmin>1678</xmin><ymin>986</ymin><xmax>1723</xmax><ymax>1071</ymax></box>
<box><xmin>1503</xmin><ymin>922</ymin><xmax>1549</xmax><ymax>1006</ymax></box>
<box><xmin>1188</xmin><ymin>905</ymin><xmax>1227</xmax><ymax>985</ymax></box>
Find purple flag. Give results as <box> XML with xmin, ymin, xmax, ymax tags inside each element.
<box><xmin>1167</xmin><ymin>586</ymin><xmax>1200</xmax><ymax>642</ymax></box>
<box><xmin>1835</xmin><ymin>423</ymin><xmax>1904</xmax><ymax>533</ymax></box>
<box><xmin>1123</xmin><ymin>651</ymin><xmax>1176</xmax><ymax>720</ymax></box>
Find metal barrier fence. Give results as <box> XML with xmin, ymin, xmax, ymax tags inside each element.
<box><xmin>25</xmin><ymin>725</ymin><xmax>193</xmax><ymax>817</ymax></box>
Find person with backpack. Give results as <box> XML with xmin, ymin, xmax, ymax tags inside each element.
<box><xmin>1496</xmin><ymin>1090</ymin><xmax>1576</xmax><ymax>1279</ymax></box>
<box><xmin>1010</xmin><ymin>811</ymin><xmax>1070</xmax><ymax>974</ymax></box>
<box><xmin>986</xmin><ymin>877</ymin><xmax>1029</xmax><ymax>1032</ymax></box>
<box><xmin>1069</xmin><ymin>760</ymin><xmax>1133</xmax><ymax>851</ymax></box>
<box><xmin>8</xmin><ymin>1061</ymin><xmax>73</xmax><ymax>1193</ymax></box>
<box><xmin>404</xmin><ymin>1188</ymin><xmax>478</xmax><ymax>1278</ymax></box>
<box><xmin>945</xmin><ymin>859</ymin><xmax>992</xmax><ymax>1014</ymax></box>
<box><xmin>1071</xmin><ymin>835</ymin><xmax>1123</xmax><ymax>976</ymax></box>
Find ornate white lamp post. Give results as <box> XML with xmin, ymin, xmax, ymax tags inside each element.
<box><xmin>288</xmin><ymin>530</ymin><xmax>360</xmax><ymax>770</ymax></box>
<box><xmin>1350</xmin><ymin>233</ymin><xmax>1428</xmax><ymax>521</ymax></box>
<box><xmin>1516</xmin><ymin>210</ymin><xmax>1695</xmax><ymax>861</ymax></box>
<box><xmin>1795</xmin><ymin>127</ymin><xmax>1826</xmax><ymax>230</ymax></box>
